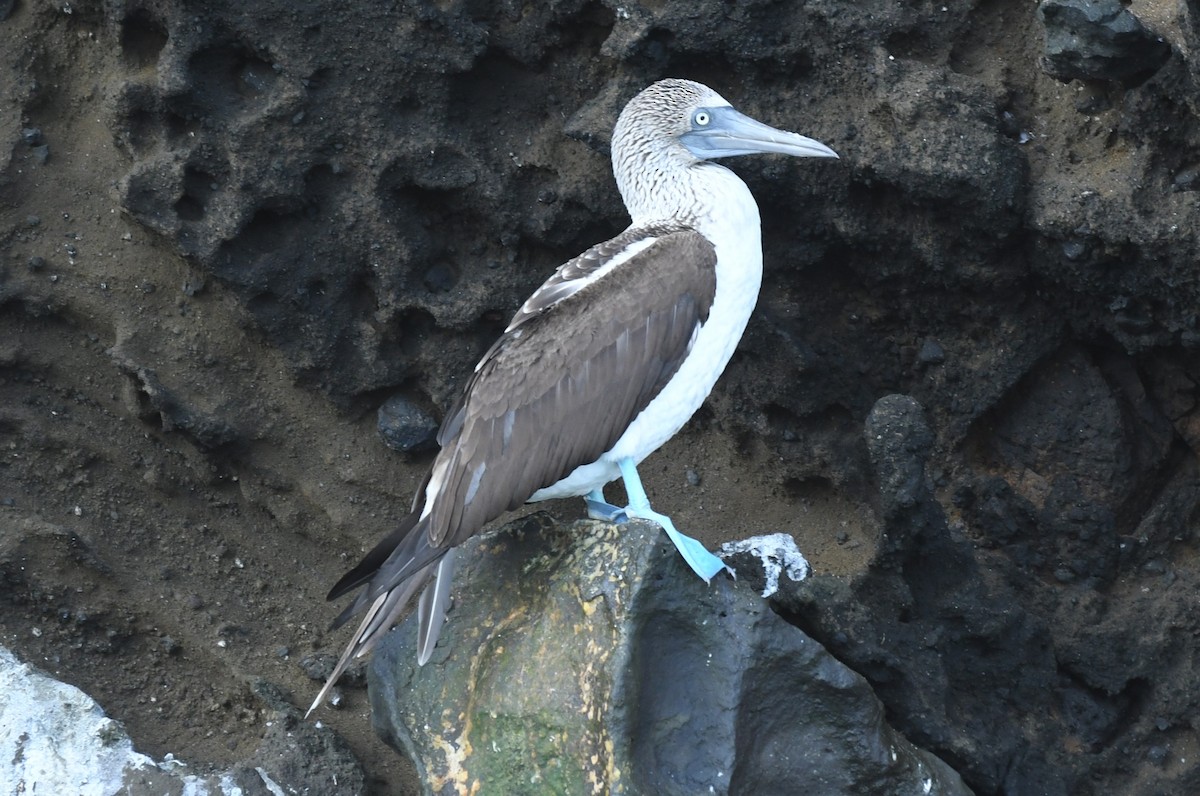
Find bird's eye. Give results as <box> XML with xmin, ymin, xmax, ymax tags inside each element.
<box><xmin>693</xmin><ymin>111</ymin><xmax>710</xmax><ymax>127</ymax></box>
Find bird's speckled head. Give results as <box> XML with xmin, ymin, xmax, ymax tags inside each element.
<box><xmin>615</xmin><ymin>79</ymin><xmax>729</xmax><ymax>142</ymax></box>
<box><xmin>610</xmin><ymin>78</ymin><xmax>838</xmax><ymax>226</ymax></box>
<box><xmin>611</xmin><ymin>79</ymin><xmax>730</xmax><ymax>168</ymax></box>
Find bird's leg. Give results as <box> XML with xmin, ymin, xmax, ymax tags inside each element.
<box><xmin>616</xmin><ymin>457</ymin><xmax>731</xmax><ymax>582</ymax></box>
<box><xmin>585</xmin><ymin>487</ymin><xmax>629</xmax><ymax>522</ymax></box>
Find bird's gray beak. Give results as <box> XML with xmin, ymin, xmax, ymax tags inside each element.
<box><xmin>680</xmin><ymin>106</ymin><xmax>839</xmax><ymax>161</ymax></box>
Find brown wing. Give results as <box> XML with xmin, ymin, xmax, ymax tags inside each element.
<box><xmin>348</xmin><ymin>225</ymin><xmax>718</xmax><ymax>602</ymax></box>
<box><xmin>314</xmin><ymin>228</ymin><xmax>717</xmax><ymax>711</ymax></box>
<box><xmin>438</xmin><ymin>222</ymin><xmax>687</xmax><ymax>446</ymax></box>
<box><xmin>502</xmin><ymin>224</ymin><xmax>681</xmax><ymax>334</ymax></box>
<box><xmin>424</xmin><ymin>227</ymin><xmax>717</xmax><ymax>549</ymax></box>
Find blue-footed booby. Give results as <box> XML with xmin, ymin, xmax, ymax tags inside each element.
<box><xmin>308</xmin><ymin>79</ymin><xmax>837</xmax><ymax>714</ymax></box>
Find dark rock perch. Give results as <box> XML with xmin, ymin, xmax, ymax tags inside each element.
<box><xmin>369</xmin><ymin>516</ymin><xmax>971</xmax><ymax>796</ymax></box>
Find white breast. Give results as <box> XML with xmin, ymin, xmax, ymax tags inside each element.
<box><xmin>530</xmin><ymin>165</ymin><xmax>762</xmax><ymax>501</ymax></box>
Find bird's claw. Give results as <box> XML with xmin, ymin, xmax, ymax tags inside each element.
<box><xmin>586</xmin><ymin>497</ymin><xmax>630</xmax><ymax>523</ymax></box>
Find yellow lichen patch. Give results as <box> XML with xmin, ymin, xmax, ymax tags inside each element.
<box><xmin>428</xmin><ymin>730</ymin><xmax>472</xmax><ymax>795</ymax></box>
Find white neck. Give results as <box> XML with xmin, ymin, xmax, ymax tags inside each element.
<box><xmin>600</xmin><ymin>159</ymin><xmax>765</xmax><ymax>468</ymax></box>
<box><xmin>617</xmin><ymin>152</ymin><xmax>761</xmax><ymax>242</ymax></box>
<box><xmin>533</xmin><ymin>151</ymin><xmax>768</xmax><ymax>498</ymax></box>
<box><xmin>610</xmin><ymin>126</ymin><xmax>766</xmax><ymax>368</ymax></box>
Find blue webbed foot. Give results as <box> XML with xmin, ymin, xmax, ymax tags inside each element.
<box><xmin>585</xmin><ymin>488</ymin><xmax>629</xmax><ymax>523</ymax></box>
<box><xmin>615</xmin><ymin>458</ymin><xmax>731</xmax><ymax>582</ymax></box>
<box><xmin>624</xmin><ymin>503</ymin><xmax>729</xmax><ymax>582</ymax></box>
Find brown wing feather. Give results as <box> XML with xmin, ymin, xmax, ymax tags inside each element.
<box><xmin>438</xmin><ymin>223</ymin><xmax>689</xmax><ymax>446</ymax></box>
<box><xmin>426</xmin><ymin>228</ymin><xmax>717</xmax><ymax>547</ymax></box>
<box><xmin>505</xmin><ymin>223</ymin><xmax>685</xmax><ymax>332</ymax></box>
<box><xmin>319</xmin><ymin>228</ymin><xmax>717</xmax><ymax>699</ymax></box>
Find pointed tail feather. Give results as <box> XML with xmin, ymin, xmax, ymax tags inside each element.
<box><xmin>326</xmin><ymin>515</ymin><xmax>418</xmax><ymax>602</ymax></box>
<box><xmin>306</xmin><ymin>561</ymin><xmax>435</xmax><ymax>718</ymax></box>
<box><xmin>417</xmin><ymin>549</ymin><xmax>457</xmax><ymax>665</ymax></box>
<box><xmin>326</xmin><ymin>515</ymin><xmax>429</xmax><ymax>630</ymax></box>
<box><xmin>311</xmin><ymin>484</ymin><xmax>462</xmax><ymax>715</ymax></box>
<box><xmin>327</xmin><ymin>471</ymin><xmax>431</xmax><ymax>602</ymax></box>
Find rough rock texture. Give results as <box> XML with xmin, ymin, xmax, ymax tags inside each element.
<box><xmin>370</xmin><ymin>516</ymin><xmax>970</xmax><ymax>796</ymax></box>
<box><xmin>779</xmin><ymin>394</ymin><xmax>1200</xmax><ymax>795</ymax></box>
<box><xmin>0</xmin><ymin>644</ymin><xmax>365</xmax><ymax>795</ymax></box>
<box><xmin>2</xmin><ymin>0</ymin><xmax>1200</xmax><ymax>794</ymax></box>
<box><xmin>1039</xmin><ymin>0</ymin><xmax>1172</xmax><ymax>86</ymax></box>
